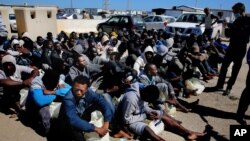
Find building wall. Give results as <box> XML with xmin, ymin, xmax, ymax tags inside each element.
<box><xmin>14</xmin><ymin>7</ymin><xmax>57</xmax><ymax>40</ymax></box>
<box><xmin>0</xmin><ymin>6</ymin><xmax>13</xmax><ymax>38</ymax></box>
<box><xmin>57</xmin><ymin>19</ymin><xmax>105</xmax><ymax>34</ymax></box>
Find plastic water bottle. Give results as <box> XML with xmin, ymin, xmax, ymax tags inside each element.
<box><xmin>168</xmin><ymin>104</ymin><xmax>176</xmax><ymax>117</ymax></box>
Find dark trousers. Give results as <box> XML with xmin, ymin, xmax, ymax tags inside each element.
<box><xmin>237</xmin><ymin>65</ymin><xmax>250</xmax><ymax>118</ymax></box>
<box><xmin>216</xmin><ymin>44</ymin><xmax>247</xmax><ymax>89</ymax></box>
<box><xmin>203</xmin><ymin>28</ymin><xmax>213</xmax><ymax>40</ymax></box>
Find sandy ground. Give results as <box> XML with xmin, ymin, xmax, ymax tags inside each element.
<box><xmin>0</xmin><ymin>52</ymin><xmax>250</xmax><ymax>141</ymax></box>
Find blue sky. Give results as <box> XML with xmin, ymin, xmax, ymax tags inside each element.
<box><xmin>1</xmin><ymin>0</ymin><xmax>250</xmax><ymax>12</ymax></box>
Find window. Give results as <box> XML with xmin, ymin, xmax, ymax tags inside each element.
<box><xmin>9</xmin><ymin>14</ymin><xmax>16</xmax><ymax>20</ymax></box>
<box><xmin>132</xmin><ymin>16</ymin><xmax>144</xmax><ymax>24</ymax></box>
<box><xmin>168</xmin><ymin>18</ymin><xmax>176</xmax><ymax>23</ymax></box>
<box><xmin>144</xmin><ymin>16</ymin><xmax>153</xmax><ymax>22</ymax></box>
<box><xmin>47</xmin><ymin>11</ymin><xmax>52</xmax><ymax>18</ymax></box>
<box><xmin>107</xmin><ymin>16</ymin><xmax>120</xmax><ymax>24</ymax></box>
<box><xmin>120</xmin><ymin>17</ymin><xmax>129</xmax><ymax>24</ymax></box>
<box><xmin>30</xmin><ymin>11</ymin><xmax>36</xmax><ymax>19</ymax></box>
<box><xmin>153</xmin><ymin>16</ymin><xmax>163</xmax><ymax>22</ymax></box>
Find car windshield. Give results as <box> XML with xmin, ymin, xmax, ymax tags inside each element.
<box><xmin>132</xmin><ymin>16</ymin><xmax>144</xmax><ymax>24</ymax></box>
<box><xmin>176</xmin><ymin>13</ymin><xmax>205</xmax><ymax>23</ymax></box>
<box><xmin>9</xmin><ymin>14</ymin><xmax>16</xmax><ymax>20</ymax></box>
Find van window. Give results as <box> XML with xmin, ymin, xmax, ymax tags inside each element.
<box><xmin>107</xmin><ymin>16</ymin><xmax>120</xmax><ymax>24</ymax></box>
<box><xmin>153</xmin><ymin>16</ymin><xmax>163</xmax><ymax>22</ymax></box>
<box><xmin>132</xmin><ymin>16</ymin><xmax>144</xmax><ymax>24</ymax></box>
<box><xmin>144</xmin><ymin>16</ymin><xmax>153</xmax><ymax>22</ymax></box>
<box><xmin>120</xmin><ymin>17</ymin><xmax>129</xmax><ymax>24</ymax></box>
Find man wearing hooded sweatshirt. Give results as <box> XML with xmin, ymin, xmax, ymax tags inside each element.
<box><xmin>133</xmin><ymin>46</ymin><xmax>154</xmax><ymax>75</ymax></box>
<box><xmin>0</xmin><ymin>55</ymin><xmax>39</xmax><ymax>117</ymax></box>
<box><xmin>118</xmin><ymin>83</ymin><xmax>205</xmax><ymax>141</ymax></box>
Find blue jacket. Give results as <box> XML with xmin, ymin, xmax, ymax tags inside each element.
<box><xmin>61</xmin><ymin>88</ymin><xmax>113</xmax><ymax>132</ymax></box>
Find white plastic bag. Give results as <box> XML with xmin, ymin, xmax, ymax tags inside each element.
<box><xmin>148</xmin><ymin>119</ymin><xmax>165</xmax><ymax>135</ymax></box>
<box><xmin>185</xmin><ymin>77</ymin><xmax>205</xmax><ymax>95</ymax></box>
<box><xmin>85</xmin><ymin>111</ymin><xmax>110</xmax><ymax>141</ymax></box>
<box><xmin>49</xmin><ymin>102</ymin><xmax>61</xmax><ymax>118</ymax></box>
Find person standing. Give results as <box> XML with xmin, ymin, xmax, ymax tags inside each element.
<box><xmin>199</xmin><ymin>7</ymin><xmax>219</xmax><ymax>40</ymax></box>
<box><xmin>214</xmin><ymin>3</ymin><xmax>250</xmax><ymax>95</ymax></box>
<box><xmin>236</xmin><ymin>48</ymin><xmax>250</xmax><ymax>125</ymax></box>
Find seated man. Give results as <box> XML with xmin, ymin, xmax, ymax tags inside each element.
<box><xmin>65</xmin><ymin>54</ymin><xmax>101</xmax><ymax>85</ymax></box>
<box><xmin>139</xmin><ymin>63</ymin><xmax>190</xmax><ymax>113</ymax></box>
<box><xmin>0</xmin><ymin>54</ymin><xmax>39</xmax><ymax>117</ymax></box>
<box><xmin>58</xmin><ymin>75</ymin><xmax>112</xmax><ymax>141</ymax></box>
<box><xmin>118</xmin><ymin>83</ymin><xmax>205</xmax><ymax>141</ymax></box>
<box><xmin>26</xmin><ymin>69</ymin><xmax>71</xmax><ymax>135</ymax></box>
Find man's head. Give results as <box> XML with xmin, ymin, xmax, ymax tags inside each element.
<box><xmin>140</xmin><ymin>85</ymin><xmax>160</xmax><ymax>103</ymax></box>
<box><xmin>47</xmin><ymin>32</ymin><xmax>53</xmax><ymax>40</ymax></box>
<box><xmin>204</xmin><ymin>8</ymin><xmax>210</xmax><ymax>15</ymax></box>
<box><xmin>2</xmin><ymin>55</ymin><xmax>16</xmax><ymax>77</ymax></box>
<box><xmin>144</xmin><ymin>63</ymin><xmax>158</xmax><ymax>76</ymax></box>
<box><xmin>72</xmin><ymin>75</ymin><xmax>90</xmax><ymax>98</ymax></box>
<box><xmin>67</xmin><ymin>38</ymin><xmax>76</xmax><ymax>48</ymax></box>
<box><xmin>232</xmin><ymin>2</ymin><xmax>245</xmax><ymax>17</ymax></box>
<box><xmin>54</xmin><ymin>42</ymin><xmax>62</xmax><ymax>51</ymax></box>
<box><xmin>36</xmin><ymin>36</ymin><xmax>44</xmax><ymax>46</ymax></box>
<box><xmin>75</xmin><ymin>54</ymin><xmax>88</xmax><ymax>69</ymax></box>
<box><xmin>42</xmin><ymin>70</ymin><xmax>60</xmax><ymax>91</ymax></box>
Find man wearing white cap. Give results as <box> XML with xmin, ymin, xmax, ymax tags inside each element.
<box><xmin>0</xmin><ymin>54</ymin><xmax>39</xmax><ymax>117</ymax></box>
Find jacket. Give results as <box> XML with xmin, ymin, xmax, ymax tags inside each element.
<box><xmin>60</xmin><ymin>88</ymin><xmax>112</xmax><ymax>132</ymax></box>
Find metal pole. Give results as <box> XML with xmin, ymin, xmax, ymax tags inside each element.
<box><xmin>127</xmin><ymin>0</ymin><xmax>130</xmax><ymax>10</ymax></box>
<box><xmin>195</xmin><ymin>0</ymin><xmax>197</xmax><ymax>7</ymax></box>
<box><xmin>71</xmin><ymin>0</ymin><xmax>73</xmax><ymax>8</ymax></box>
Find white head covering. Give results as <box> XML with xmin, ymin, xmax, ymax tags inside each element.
<box><xmin>101</xmin><ymin>35</ymin><xmax>109</xmax><ymax>44</ymax></box>
<box><xmin>166</xmin><ymin>38</ymin><xmax>174</xmax><ymax>48</ymax></box>
<box><xmin>156</xmin><ymin>45</ymin><xmax>169</xmax><ymax>56</ymax></box>
<box><xmin>1</xmin><ymin>54</ymin><xmax>16</xmax><ymax>65</ymax></box>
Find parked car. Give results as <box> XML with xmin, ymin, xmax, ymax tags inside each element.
<box><xmin>9</xmin><ymin>13</ymin><xmax>17</xmax><ymax>32</ymax></box>
<box><xmin>144</xmin><ymin>15</ymin><xmax>176</xmax><ymax>30</ymax></box>
<box><xmin>165</xmin><ymin>12</ymin><xmax>222</xmax><ymax>39</ymax></box>
<box><xmin>97</xmin><ymin>15</ymin><xmax>146</xmax><ymax>33</ymax></box>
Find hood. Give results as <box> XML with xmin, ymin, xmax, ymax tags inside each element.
<box><xmin>73</xmin><ymin>44</ymin><xmax>84</xmax><ymax>54</ymax></box>
<box><xmin>22</xmin><ymin>32</ymin><xmax>31</xmax><ymax>39</ymax></box>
<box><xmin>167</xmin><ymin>22</ymin><xmax>200</xmax><ymax>28</ymax></box>
<box><xmin>166</xmin><ymin>38</ymin><xmax>174</xmax><ymax>48</ymax></box>
<box><xmin>143</xmin><ymin>46</ymin><xmax>154</xmax><ymax>54</ymax></box>
<box><xmin>126</xmin><ymin>82</ymin><xmax>144</xmax><ymax>94</ymax></box>
<box><xmin>101</xmin><ymin>35</ymin><xmax>109</xmax><ymax>44</ymax></box>
<box><xmin>156</xmin><ymin>44</ymin><xmax>168</xmax><ymax>56</ymax></box>
<box><xmin>2</xmin><ymin>54</ymin><xmax>16</xmax><ymax>65</ymax></box>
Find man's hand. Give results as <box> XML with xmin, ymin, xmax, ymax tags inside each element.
<box><xmin>95</xmin><ymin>127</ymin><xmax>109</xmax><ymax>137</ymax></box>
<box><xmin>22</xmin><ymin>78</ymin><xmax>33</xmax><ymax>86</ymax></box>
<box><xmin>148</xmin><ymin>111</ymin><xmax>160</xmax><ymax>120</ymax></box>
<box><xmin>95</xmin><ymin>122</ymin><xmax>109</xmax><ymax>137</ymax></box>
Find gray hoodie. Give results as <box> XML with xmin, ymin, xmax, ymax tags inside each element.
<box><xmin>119</xmin><ymin>82</ymin><xmax>156</xmax><ymax>125</ymax></box>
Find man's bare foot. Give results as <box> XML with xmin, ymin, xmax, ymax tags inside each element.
<box><xmin>187</xmin><ymin>132</ymin><xmax>206</xmax><ymax>140</ymax></box>
<box><xmin>113</xmin><ymin>130</ymin><xmax>133</xmax><ymax>140</ymax></box>
<box><xmin>9</xmin><ymin>113</ymin><xmax>17</xmax><ymax>118</ymax></box>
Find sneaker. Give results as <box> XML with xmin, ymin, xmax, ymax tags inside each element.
<box><xmin>223</xmin><ymin>89</ymin><xmax>231</xmax><ymax>96</ymax></box>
